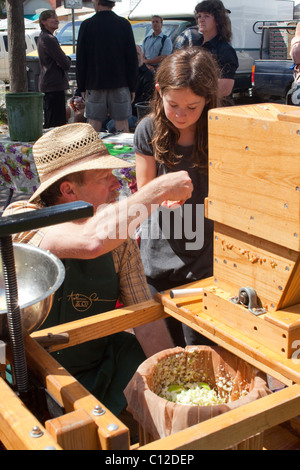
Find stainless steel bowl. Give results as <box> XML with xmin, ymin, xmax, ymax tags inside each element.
<box><xmin>0</xmin><ymin>243</ymin><xmax>65</xmax><ymax>338</ymax></box>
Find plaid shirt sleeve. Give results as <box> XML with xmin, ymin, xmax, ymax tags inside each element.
<box><xmin>173</xmin><ymin>26</ymin><xmax>201</xmax><ymax>51</ymax></box>
<box><xmin>4</xmin><ymin>202</ymin><xmax>152</xmax><ymax>307</ymax></box>
<box><xmin>2</xmin><ymin>201</ymin><xmax>52</xmax><ymax>247</ymax></box>
<box><xmin>112</xmin><ymin>238</ymin><xmax>152</xmax><ymax>307</ymax></box>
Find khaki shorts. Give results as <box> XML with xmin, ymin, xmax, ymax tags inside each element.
<box><xmin>85</xmin><ymin>88</ymin><xmax>132</xmax><ymax>121</ymax></box>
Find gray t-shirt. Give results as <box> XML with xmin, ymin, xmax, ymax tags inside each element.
<box><xmin>134</xmin><ymin>116</ymin><xmax>213</xmax><ymax>284</ymax></box>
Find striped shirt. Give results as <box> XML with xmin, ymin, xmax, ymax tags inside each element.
<box><xmin>3</xmin><ymin>201</ymin><xmax>151</xmax><ymax>307</ymax></box>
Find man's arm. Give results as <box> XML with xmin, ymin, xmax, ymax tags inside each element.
<box><xmin>39</xmin><ymin>170</ymin><xmax>193</xmax><ymax>259</ymax></box>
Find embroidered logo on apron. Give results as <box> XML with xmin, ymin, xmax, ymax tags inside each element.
<box><xmin>68</xmin><ymin>292</ymin><xmax>117</xmax><ymax>313</ymax></box>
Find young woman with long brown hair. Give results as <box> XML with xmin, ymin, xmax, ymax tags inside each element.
<box><xmin>134</xmin><ymin>47</ymin><xmax>220</xmax><ymax>346</ymax></box>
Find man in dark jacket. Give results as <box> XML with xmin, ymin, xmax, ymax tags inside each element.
<box><xmin>76</xmin><ymin>0</ymin><xmax>138</xmax><ymax>132</ymax></box>
<box><xmin>37</xmin><ymin>10</ymin><xmax>71</xmax><ymax>128</ymax></box>
<box><xmin>132</xmin><ymin>45</ymin><xmax>154</xmax><ymax>117</ymax></box>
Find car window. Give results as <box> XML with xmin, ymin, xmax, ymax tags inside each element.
<box><xmin>56</xmin><ymin>22</ymin><xmax>82</xmax><ymax>45</ymax></box>
<box><xmin>132</xmin><ymin>22</ymin><xmax>193</xmax><ymax>46</ymax></box>
<box><xmin>132</xmin><ymin>23</ymin><xmax>153</xmax><ymax>45</ymax></box>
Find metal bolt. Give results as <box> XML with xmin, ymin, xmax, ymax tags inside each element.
<box><xmin>92</xmin><ymin>405</ymin><xmax>105</xmax><ymax>416</ymax></box>
<box><xmin>30</xmin><ymin>426</ymin><xmax>44</xmax><ymax>438</ymax></box>
<box><xmin>107</xmin><ymin>423</ymin><xmax>119</xmax><ymax>431</ymax></box>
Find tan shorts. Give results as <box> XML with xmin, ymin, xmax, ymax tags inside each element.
<box><xmin>85</xmin><ymin>87</ymin><xmax>132</xmax><ymax>121</ymax></box>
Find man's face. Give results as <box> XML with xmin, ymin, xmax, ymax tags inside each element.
<box><xmin>72</xmin><ymin>169</ymin><xmax>120</xmax><ymax>209</ymax></box>
<box><xmin>152</xmin><ymin>17</ymin><xmax>163</xmax><ymax>35</ymax></box>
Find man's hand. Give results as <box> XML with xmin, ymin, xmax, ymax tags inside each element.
<box><xmin>157</xmin><ymin>171</ymin><xmax>193</xmax><ymax>205</ymax></box>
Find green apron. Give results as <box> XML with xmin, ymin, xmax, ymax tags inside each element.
<box><xmin>42</xmin><ymin>252</ymin><xmax>146</xmax><ymax>416</ymax></box>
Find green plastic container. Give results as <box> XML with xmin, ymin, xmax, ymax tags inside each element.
<box><xmin>5</xmin><ymin>92</ymin><xmax>44</xmax><ymax>142</ymax></box>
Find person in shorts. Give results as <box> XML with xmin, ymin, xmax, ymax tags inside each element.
<box><xmin>76</xmin><ymin>0</ymin><xmax>138</xmax><ymax>132</ymax></box>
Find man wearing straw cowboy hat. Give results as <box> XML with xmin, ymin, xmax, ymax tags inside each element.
<box><xmin>3</xmin><ymin>123</ymin><xmax>193</xmax><ymax>418</ymax></box>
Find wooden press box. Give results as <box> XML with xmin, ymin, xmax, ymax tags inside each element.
<box><xmin>204</xmin><ymin>103</ymin><xmax>300</xmax><ymax>358</ymax></box>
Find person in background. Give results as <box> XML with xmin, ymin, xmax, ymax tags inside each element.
<box><xmin>106</xmin><ymin>45</ymin><xmax>154</xmax><ymax>132</ymax></box>
<box><xmin>134</xmin><ymin>47</ymin><xmax>220</xmax><ymax>347</ymax></box>
<box><xmin>142</xmin><ymin>15</ymin><xmax>173</xmax><ymax>71</ymax></box>
<box><xmin>3</xmin><ymin>123</ymin><xmax>193</xmax><ymax>417</ymax></box>
<box><xmin>37</xmin><ymin>10</ymin><xmax>71</xmax><ymax>128</ymax></box>
<box><xmin>174</xmin><ymin>0</ymin><xmax>238</xmax><ymax>100</ymax></box>
<box><xmin>76</xmin><ymin>0</ymin><xmax>138</xmax><ymax>133</ymax></box>
<box><xmin>66</xmin><ymin>93</ymin><xmax>86</xmax><ymax>123</ymax></box>
<box><xmin>133</xmin><ymin>45</ymin><xmax>155</xmax><ymax>116</ymax></box>
<box><xmin>287</xmin><ymin>22</ymin><xmax>300</xmax><ymax>106</ymax></box>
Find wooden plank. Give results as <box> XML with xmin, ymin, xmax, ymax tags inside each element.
<box><xmin>211</xmin><ymin>222</ymin><xmax>300</xmax><ymax>311</ymax></box>
<box><xmin>31</xmin><ymin>299</ymin><xmax>166</xmax><ymax>352</ymax></box>
<box><xmin>0</xmin><ymin>377</ymin><xmax>61</xmax><ymax>450</ymax></box>
<box><xmin>138</xmin><ymin>384</ymin><xmax>300</xmax><ymax>450</ymax></box>
<box><xmin>45</xmin><ymin>409</ymin><xmax>99</xmax><ymax>450</ymax></box>
<box><xmin>207</xmin><ymin>104</ymin><xmax>300</xmax><ymax>250</ymax></box>
<box><xmin>278</xmin><ymin>109</ymin><xmax>300</xmax><ymax>124</ymax></box>
<box><xmin>24</xmin><ymin>336</ymin><xmax>130</xmax><ymax>450</ymax></box>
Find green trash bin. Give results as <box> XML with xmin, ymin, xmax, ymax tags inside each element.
<box><xmin>5</xmin><ymin>92</ymin><xmax>44</xmax><ymax>142</ymax></box>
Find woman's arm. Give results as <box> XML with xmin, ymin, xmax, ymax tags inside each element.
<box><xmin>135</xmin><ymin>151</ymin><xmax>157</xmax><ymax>188</ymax></box>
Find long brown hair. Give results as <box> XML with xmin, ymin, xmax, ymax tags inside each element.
<box><xmin>151</xmin><ymin>47</ymin><xmax>220</xmax><ymax>169</ymax></box>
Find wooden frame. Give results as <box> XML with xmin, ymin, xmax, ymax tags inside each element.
<box><xmin>1</xmin><ymin>287</ymin><xmax>300</xmax><ymax>449</ymax></box>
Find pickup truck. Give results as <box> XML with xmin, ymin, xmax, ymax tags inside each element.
<box><xmin>251</xmin><ymin>59</ymin><xmax>294</xmax><ymax>102</ymax></box>
<box><xmin>251</xmin><ymin>21</ymin><xmax>296</xmax><ymax>102</ymax></box>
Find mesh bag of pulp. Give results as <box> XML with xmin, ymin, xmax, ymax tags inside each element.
<box><xmin>124</xmin><ymin>346</ymin><xmax>271</xmax><ymax>444</ymax></box>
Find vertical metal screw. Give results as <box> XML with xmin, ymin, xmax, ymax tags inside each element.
<box><xmin>92</xmin><ymin>405</ymin><xmax>105</xmax><ymax>416</ymax></box>
<box><xmin>30</xmin><ymin>426</ymin><xmax>44</xmax><ymax>438</ymax></box>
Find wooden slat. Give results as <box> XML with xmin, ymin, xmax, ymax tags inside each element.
<box><xmin>278</xmin><ymin>110</ymin><xmax>300</xmax><ymax>123</ymax></box>
<box><xmin>24</xmin><ymin>336</ymin><xmax>130</xmax><ymax>450</ymax></box>
<box><xmin>0</xmin><ymin>377</ymin><xmax>61</xmax><ymax>450</ymax></box>
<box><xmin>45</xmin><ymin>409</ymin><xmax>99</xmax><ymax>450</ymax></box>
<box><xmin>31</xmin><ymin>299</ymin><xmax>166</xmax><ymax>352</ymax></box>
<box><xmin>139</xmin><ymin>384</ymin><xmax>300</xmax><ymax>450</ymax></box>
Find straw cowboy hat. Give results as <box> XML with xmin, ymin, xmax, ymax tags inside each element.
<box><xmin>29</xmin><ymin>123</ymin><xmax>131</xmax><ymax>203</ymax></box>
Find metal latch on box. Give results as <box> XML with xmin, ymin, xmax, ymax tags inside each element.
<box><xmin>230</xmin><ymin>287</ymin><xmax>267</xmax><ymax>316</ymax></box>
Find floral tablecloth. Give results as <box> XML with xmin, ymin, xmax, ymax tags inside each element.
<box><xmin>0</xmin><ymin>134</ymin><xmax>136</xmax><ymax>198</ymax></box>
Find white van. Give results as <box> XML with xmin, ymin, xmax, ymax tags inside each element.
<box><xmin>0</xmin><ymin>28</ymin><xmax>40</xmax><ymax>81</ymax></box>
<box><xmin>129</xmin><ymin>0</ymin><xmax>295</xmax><ymax>94</ymax></box>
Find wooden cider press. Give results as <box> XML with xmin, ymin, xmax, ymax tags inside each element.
<box><xmin>164</xmin><ymin>103</ymin><xmax>300</xmax><ymax>359</ymax></box>
<box><xmin>202</xmin><ymin>102</ymin><xmax>300</xmax><ymax>359</ymax></box>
